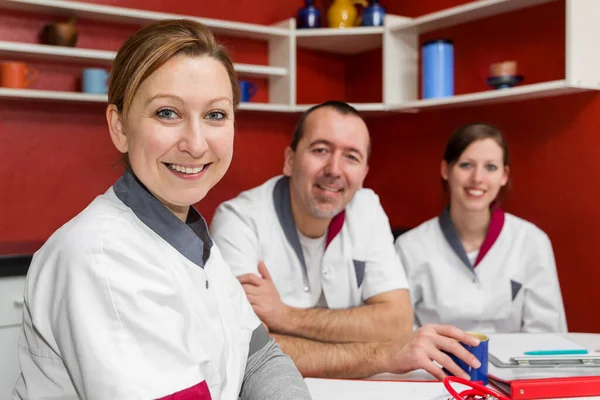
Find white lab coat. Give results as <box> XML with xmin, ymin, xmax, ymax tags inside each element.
<box><xmin>210</xmin><ymin>176</ymin><xmax>408</xmax><ymax>309</ymax></box>
<box><xmin>395</xmin><ymin>209</ymin><xmax>567</xmax><ymax>333</ymax></box>
<box><xmin>14</xmin><ymin>171</ymin><xmax>260</xmax><ymax>400</ymax></box>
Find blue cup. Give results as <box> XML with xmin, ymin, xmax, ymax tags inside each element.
<box><xmin>422</xmin><ymin>38</ymin><xmax>454</xmax><ymax>99</ymax></box>
<box><xmin>444</xmin><ymin>332</ymin><xmax>489</xmax><ymax>385</ymax></box>
<box><xmin>239</xmin><ymin>80</ymin><xmax>257</xmax><ymax>102</ymax></box>
<box><xmin>82</xmin><ymin>68</ymin><xmax>109</xmax><ymax>94</ymax></box>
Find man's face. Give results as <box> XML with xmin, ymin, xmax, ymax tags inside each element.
<box><xmin>284</xmin><ymin>107</ymin><xmax>370</xmax><ymax>220</ymax></box>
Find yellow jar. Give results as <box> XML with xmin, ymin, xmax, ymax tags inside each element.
<box><xmin>327</xmin><ymin>0</ymin><xmax>368</xmax><ymax>28</ymax></box>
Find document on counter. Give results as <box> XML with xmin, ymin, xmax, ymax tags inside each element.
<box><xmin>305</xmin><ymin>377</ymin><xmax>460</xmax><ymax>400</ymax></box>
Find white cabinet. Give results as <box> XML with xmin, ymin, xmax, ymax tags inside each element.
<box><xmin>0</xmin><ymin>276</ymin><xmax>25</xmax><ymax>400</ymax></box>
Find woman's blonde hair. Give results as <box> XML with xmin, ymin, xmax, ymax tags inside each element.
<box><xmin>108</xmin><ymin>18</ymin><xmax>240</xmax><ymax>118</ymax></box>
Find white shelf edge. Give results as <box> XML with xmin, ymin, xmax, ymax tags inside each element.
<box><xmin>0</xmin><ymin>82</ymin><xmax>591</xmax><ymax>113</ymax></box>
<box><xmin>234</xmin><ymin>63</ymin><xmax>288</xmax><ymax>77</ymax></box>
<box><xmin>0</xmin><ymin>88</ymin><xmax>295</xmax><ymax>112</ymax></box>
<box><xmin>388</xmin><ymin>80</ymin><xmax>586</xmax><ymax>112</ymax></box>
<box><xmin>295</xmin><ymin>103</ymin><xmax>386</xmax><ymax>112</ymax></box>
<box><xmin>0</xmin><ymin>40</ymin><xmax>116</xmax><ymax>63</ymax></box>
<box><xmin>392</xmin><ymin>0</ymin><xmax>556</xmax><ymax>33</ymax></box>
<box><xmin>296</xmin><ymin>26</ymin><xmax>385</xmax><ymax>37</ymax></box>
<box><xmin>0</xmin><ymin>88</ymin><xmax>107</xmax><ymax>102</ymax></box>
<box><xmin>0</xmin><ymin>0</ymin><xmax>290</xmax><ymax>38</ymax></box>
<box><xmin>0</xmin><ymin>41</ymin><xmax>286</xmax><ymax>78</ymax></box>
<box><xmin>237</xmin><ymin>103</ymin><xmax>292</xmax><ymax>112</ymax></box>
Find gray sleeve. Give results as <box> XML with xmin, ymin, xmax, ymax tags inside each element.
<box><xmin>240</xmin><ymin>337</ymin><xmax>312</xmax><ymax>400</ymax></box>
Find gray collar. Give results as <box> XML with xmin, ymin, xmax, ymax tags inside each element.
<box><xmin>113</xmin><ymin>169</ymin><xmax>212</xmax><ymax>268</ymax></box>
<box><xmin>272</xmin><ymin>176</ymin><xmax>307</xmax><ymax>273</ymax></box>
<box><xmin>438</xmin><ymin>206</ymin><xmax>472</xmax><ymax>272</ymax></box>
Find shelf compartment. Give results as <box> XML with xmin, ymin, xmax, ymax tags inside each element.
<box><xmin>296</xmin><ymin>27</ymin><xmax>384</xmax><ymax>54</ymax></box>
<box><xmin>391</xmin><ymin>0</ymin><xmax>556</xmax><ymax>34</ymax></box>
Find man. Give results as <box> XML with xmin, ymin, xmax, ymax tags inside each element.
<box><xmin>210</xmin><ymin>101</ymin><xmax>480</xmax><ymax>379</ymax></box>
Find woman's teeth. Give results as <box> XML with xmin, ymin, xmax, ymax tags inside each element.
<box><xmin>467</xmin><ymin>189</ymin><xmax>484</xmax><ymax>196</ymax></box>
<box><xmin>168</xmin><ymin>164</ymin><xmax>204</xmax><ymax>174</ymax></box>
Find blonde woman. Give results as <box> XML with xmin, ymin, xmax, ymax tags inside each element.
<box><xmin>14</xmin><ymin>20</ymin><xmax>310</xmax><ymax>400</ymax></box>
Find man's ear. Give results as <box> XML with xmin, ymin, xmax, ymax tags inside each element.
<box><xmin>106</xmin><ymin>104</ymin><xmax>128</xmax><ymax>154</ymax></box>
<box><xmin>283</xmin><ymin>146</ymin><xmax>294</xmax><ymax>177</ymax></box>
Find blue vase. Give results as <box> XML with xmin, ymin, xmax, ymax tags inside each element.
<box><xmin>361</xmin><ymin>0</ymin><xmax>386</xmax><ymax>27</ymax></box>
<box><xmin>297</xmin><ymin>0</ymin><xmax>322</xmax><ymax>29</ymax></box>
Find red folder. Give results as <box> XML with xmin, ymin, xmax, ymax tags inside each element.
<box><xmin>489</xmin><ymin>375</ymin><xmax>600</xmax><ymax>400</ymax></box>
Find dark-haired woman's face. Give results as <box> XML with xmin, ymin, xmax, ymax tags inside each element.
<box><xmin>442</xmin><ymin>138</ymin><xmax>509</xmax><ymax>213</ymax></box>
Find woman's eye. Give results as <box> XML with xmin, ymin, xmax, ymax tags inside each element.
<box><xmin>156</xmin><ymin>109</ymin><xmax>178</xmax><ymax>120</ymax></box>
<box><xmin>486</xmin><ymin>164</ymin><xmax>498</xmax><ymax>171</ymax></box>
<box><xmin>459</xmin><ymin>162</ymin><xmax>471</xmax><ymax>169</ymax></box>
<box><xmin>206</xmin><ymin>111</ymin><xmax>226</xmax><ymax>121</ymax></box>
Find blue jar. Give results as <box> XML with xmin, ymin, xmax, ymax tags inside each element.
<box><xmin>421</xmin><ymin>39</ymin><xmax>454</xmax><ymax>99</ymax></box>
<box><xmin>361</xmin><ymin>0</ymin><xmax>386</xmax><ymax>27</ymax></box>
<box><xmin>297</xmin><ymin>0</ymin><xmax>321</xmax><ymax>29</ymax></box>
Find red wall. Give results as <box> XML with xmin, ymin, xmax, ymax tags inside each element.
<box><xmin>1</xmin><ymin>0</ymin><xmax>598</xmax><ymax>332</ymax></box>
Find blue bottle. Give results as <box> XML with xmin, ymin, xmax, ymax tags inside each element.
<box><xmin>422</xmin><ymin>39</ymin><xmax>454</xmax><ymax>99</ymax></box>
<box><xmin>361</xmin><ymin>0</ymin><xmax>386</xmax><ymax>27</ymax></box>
<box><xmin>297</xmin><ymin>0</ymin><xmax>322</xmax><ymax>29</ymax></box>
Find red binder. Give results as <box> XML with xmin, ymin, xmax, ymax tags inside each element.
<box><xmin>489</xmin><ymin>375</ymin><xmax>600</xmax><ymax>400</ymax></box>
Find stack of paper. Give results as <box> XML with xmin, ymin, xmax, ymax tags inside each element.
<box><xmin>488</xmin><ymin>333</ymin><xmax>600</xmax><ymax>367</ymax></box>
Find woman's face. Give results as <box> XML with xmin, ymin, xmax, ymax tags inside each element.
<box><xmin>108</xmin><ymin>55</ymin><xmax>234</xmax><ymax>220</ymax></box>
<box><xmin>442</xmin><ymin>138</ymin><xmax>509</xmax><ymax>213</ymax></box>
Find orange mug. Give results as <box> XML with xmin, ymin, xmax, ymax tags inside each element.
<box><xmin>0</xmin><ymin>61</ymin><xmax>38</xmax><ymax>88</ymax></box>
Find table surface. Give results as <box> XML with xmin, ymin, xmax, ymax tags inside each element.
<box><xmin>363</xmin><ymin>333</ymin><xmax>600</xmax><ymax>399</ymax></box>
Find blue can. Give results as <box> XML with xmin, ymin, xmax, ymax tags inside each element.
<box><xmin>422</xmin><ymin>39</ymin><xmax>454</xmax><ymax>99</ymax></box>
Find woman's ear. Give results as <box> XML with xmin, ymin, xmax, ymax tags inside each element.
<box><xmin>440</xmin><ymin>160</ymin><xmax>449</xmax><ymax>181</ymax></box>
<box><xmin>502</xmin><ymin>165</ymin><xmax>510</xmax><ymax>186</ymax></box>
<box><xmin>106</xmin><ymin>104</ymin><xmax>127</xmax><ymax>154</ymax></box>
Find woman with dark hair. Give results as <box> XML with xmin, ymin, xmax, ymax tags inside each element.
<box><xmin>395</xmin><ymin>123</ymin><xmax>567</xmax><ymax>333</ymax></box>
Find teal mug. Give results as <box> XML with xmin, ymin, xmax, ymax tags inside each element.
<box><xmin>82</xmin><ymin>68</ymin><xmax>109</xmax><ymax>94</ymax></box>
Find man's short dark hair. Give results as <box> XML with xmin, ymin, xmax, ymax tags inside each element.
<box><xmin>290</xmin><ymin>101</ymin><xmax>369</xmax><ymax>157</ymax></box>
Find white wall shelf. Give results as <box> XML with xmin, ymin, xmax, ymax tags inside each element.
<box><xmin>0</xmin><ymin>0</ymin><xmax>598</xmax><ymax>113</ymax></box>
<box><xmin>0</xmin><ymin>88</ymin><xmax>293</xmax><ymax>112</ymax></box>
<box><xmin>0</xmin><ymin>0</ymin><xmax>289</xmax><ymax>40</ymax></box>
<box><xmin>0</xmin><ymin>41</ymin><xmax>288</xmax><ymax>78</ymax></box>
<box><xmin>295</xmin><ymin>102</ymin><xmax>386</xmax><ymax>112</ymax></box>
<box><xmin>296</xmin><ymin>26</ymin><xmax>384</xmax><ymax>54</ymax></box>
<box><xmin>389</xmin><ymin>80</ymin><xmax>588</xmax><ymax>112</ymax></box>
<box><xmin>0</xmin><ymin>40</ymin><xmax>115</xmax><ymax>65</ymax></box>
<box><xmin>391</xmin><ymin>0</ymin><xmax>556</xmax><ymax>34</ymax></box>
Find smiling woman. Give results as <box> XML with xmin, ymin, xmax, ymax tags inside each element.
<box><xmin>395</xmin><ymin>123</ymin><xmax>568</xmax><ymax>335</ymax></box>
<box><xmin>13</xmin><ymin>19</ymin><xmax>310</xmax><ymax>400</ymax></box>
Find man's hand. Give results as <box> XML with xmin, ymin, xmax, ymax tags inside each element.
<box><xmin>381</xmin><ymin>324</ymin><xmax>481</xmax><ymax>380</ymax></box>
<box><xmin>237</xmin><ymin>261</ymin><xmax>288</xmax><ymax>332</ymax></box>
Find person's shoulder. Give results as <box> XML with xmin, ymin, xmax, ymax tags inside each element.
<box><xmin>504</xmin><ymin>212</ymin><xmax>551</xmax><ymax>242</ymax></box>
<box><xmin>31</xmin><ymin>188</ymin><xmax>141</xmax><ymax>276</ymax></box>
<box><xmin>217</xmin><ymin>175</ymin><xmax>283</xmax><ymax>211</ymax></box>
<box><xmin>346</xmin><ymin>187</ymin><xmax>383</xmax><ymax>211</ymax></box>
<box><xmin>395</xmin><ymin>216</ymin><xmax>439</xmax><ymax>246</ymax></box>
